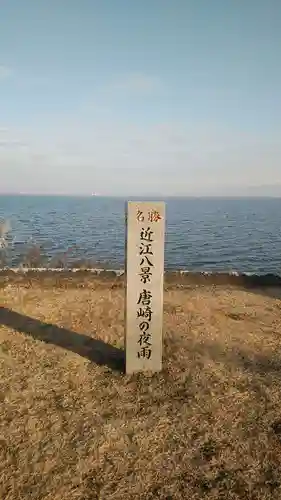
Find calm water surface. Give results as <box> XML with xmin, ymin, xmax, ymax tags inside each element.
<box><xmin>1</xmin><ymin>195</ymin><xmax>281</xmax><ymax>273</ymax></box>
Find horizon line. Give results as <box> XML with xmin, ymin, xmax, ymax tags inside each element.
<box><xmin>1</xmin><ymin>193</ymin><xmax>281</xmax><ymax>200</ymax></box>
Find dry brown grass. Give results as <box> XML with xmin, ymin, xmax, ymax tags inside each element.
<box><xmin>1</xmin><ymin>277</ymin><xmax>281</xmax><ymax>499</ymax></box>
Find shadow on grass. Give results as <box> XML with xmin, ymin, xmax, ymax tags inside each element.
<box><xmin>187</xmin><ymin>338</ymin><xmax>281</xmax><ymax>380</ymax></box>
<box><xmin>164</xmin><ymin>272</ymin><xmax>281</xmax><ymax>301</ymax></box>
<box><xmin>0</xmin><ymin>306</ymin><xmax>125</xmax><ymax>372</ymax></box>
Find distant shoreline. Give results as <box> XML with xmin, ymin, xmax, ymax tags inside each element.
<box><xmin>1</xmin><ymin>193</ymin><xmax>281</xmax><ymax>199</ymax></box>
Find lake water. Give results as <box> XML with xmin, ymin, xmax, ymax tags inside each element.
<box><xmin>0</xmin><ymin>195</ymin><xmax>281</xmax><ymax>273</ymax></box>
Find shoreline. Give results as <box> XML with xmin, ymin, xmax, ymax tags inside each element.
<box><xmin>1</xmin><ymin>267</ymin><xmax>281</xmax><ymax>288</ymax></box>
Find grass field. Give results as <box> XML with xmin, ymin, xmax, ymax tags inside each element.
<box><xmin>1</xmin><ymin>276</ymin><xmax>281</xmax><ymax>499</ymax></box>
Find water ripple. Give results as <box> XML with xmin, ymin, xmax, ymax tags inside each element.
<box><xmin>1</xmin><ymin>195</ymin><xmax>281</xmax><ymax>273</ymax></box>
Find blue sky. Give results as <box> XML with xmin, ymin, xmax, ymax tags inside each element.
<box><xmin>0</xmin><ymin>0</ymin><xmax>280</xmax><ymax>195</ymax></box>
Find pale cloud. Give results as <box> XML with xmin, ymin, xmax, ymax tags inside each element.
<box><xmin>0</xmin><ymin>122</ymin><xmax>280</xmax><ymax>196</ymax></box>
<box><xmin>0</xmin><ymin>65</ymin><xmax>12</xmax><ymax>80</ymax></box>
<box><xmin>108</xmin><ymin>72</ymin><xmax>162</xmax><ymax>94</ymax></box>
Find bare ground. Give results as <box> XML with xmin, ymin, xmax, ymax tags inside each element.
<box><xmin>1</xmin><ymin>277</ymin><xmax>281</xmax><ymax>499</ymax></box>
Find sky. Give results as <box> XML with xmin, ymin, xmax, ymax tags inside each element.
<box><xmin>0</xmin><ymin>0</ymin><xmax>280</xmax><ymax>196</ymax></box>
